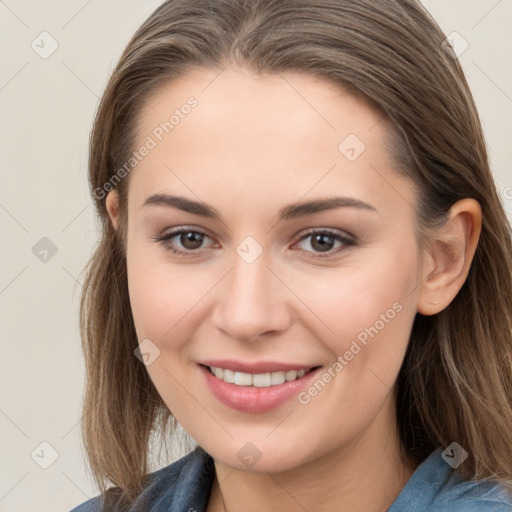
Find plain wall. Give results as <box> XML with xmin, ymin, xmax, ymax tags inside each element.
<box><xmin>0</xmin><ymin>1</ymin><xmax>511</xmax><ymax>510</ymax></box>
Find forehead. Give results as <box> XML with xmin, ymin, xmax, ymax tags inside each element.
<box><xmin>129</xmin><ymin>66</ymin><xmax>415</xmax><ymax>217</ymax></box>
<box><xmin>136</xmin><ymin>66</ymin><xmax>385</xmax><ymax>149</ymax></box>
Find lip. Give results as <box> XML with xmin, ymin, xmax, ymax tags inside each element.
<box><xmin>198</xmin><ymin>363</ymin><xmax>322</xmax><ymax>414</ymax></box>
<box><xmin>200</xmin><ymin>359</ymin><xmax>316</xmax><ymax>373</ymax></box>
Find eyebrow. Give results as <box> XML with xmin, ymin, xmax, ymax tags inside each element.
<box><xmin>142</xmin><ymin>194</ymin><xmax>378</xmax><ymax>221</ymax></box>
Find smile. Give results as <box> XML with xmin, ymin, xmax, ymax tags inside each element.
<box><xmin>207</xmin><ymin>366</ymin><xmax>314</xmax><ymax>387</ymax></box>
<box><xmin>199</xmin><ymin>363</ymin><xmax>322</xmax><ymax>413</ymax></box>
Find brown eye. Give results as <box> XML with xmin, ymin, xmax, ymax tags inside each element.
<box><xmin>310</xmin><ymin>233</ymin><xmax>336</xmax><ymax>252</ymax></box>
<box><xmin>294</xmin><ymin>229</ymin><xmax>355</xmax><ymax>258</ymax></box>
<box><xmin>153</xmin><ymin>228</ymin><xmax>214</xmax><ymax>255</ymax></box>
<box><xmin>178</xmin><ymin>231</ymin><xmax>205</xmax><ymax>250</ymax></box>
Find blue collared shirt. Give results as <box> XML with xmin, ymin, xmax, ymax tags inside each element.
<box><xmin>70</xmin><ymin>446</ymin><xmax>512</xmax><ymax>511</ymax></box>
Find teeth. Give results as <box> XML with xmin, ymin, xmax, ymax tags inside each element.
<box><xmin>252</xmin><ymin>373</ymin><xmax>271</xmax><ymax>387</ymax></box>
<box><xmin>285</xmin><ymin>370</ymin><xmax>298</xmax><ymax>381</ymax></box>
<box><xmin>270</xmin><ymin>371</ymin><xmax>286</xmax><ymax>385</ymax></box>
<box><xmin>223</xmin><ymin>369</ymin><xmax>235</xmax><ymax>383</ymax></box>
<box><xmin>234</xmin><ymin>371</ymin><xmax>253</xmax><ymax>386</ymax></box>
<box><xmin>208</xmin><ymin>366</ymin><xmax>311</xmax><ymax>387</ymax></box>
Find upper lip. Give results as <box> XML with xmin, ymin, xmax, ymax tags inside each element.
<box><xmin>199</xmin><ymin>359</ymin><xmax>320</xmax><ymax>374</ymax></box>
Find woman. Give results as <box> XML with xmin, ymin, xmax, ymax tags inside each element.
<box><xmin>71</xmin><ymin>0</ymin><xmax>512</xmax><ymax>510</ymax></box>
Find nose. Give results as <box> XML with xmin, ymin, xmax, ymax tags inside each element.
<box><xmin>211</xmin><ymin>247</ymin><xmax>291</xmax><ymax>343</ymax></box>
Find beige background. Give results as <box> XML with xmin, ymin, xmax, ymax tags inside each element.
<box><xmin>0</xmin><ymin>1</ymin><xmax>511</xmax><ymax>511</ymax></box>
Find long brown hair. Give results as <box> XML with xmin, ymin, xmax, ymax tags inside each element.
<box><xmin>79</xmin><ymin>0</ymin><xmax>512</xmax><ymax>505</ymax></box>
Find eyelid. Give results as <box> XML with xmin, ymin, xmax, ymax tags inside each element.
<box><xmin>151</xmin><ymin>226</ymin><xmax>216</xmax><ymax>254</ymax></box>
<box><xmin>291</xmin><ymin>228</ymin><xmax>355</xmax><ymax>258</ymax></box>
<box><xmin>294</xmin><ymin>227</ymin><xmax>355</xmax><ymax>243</ymax></box>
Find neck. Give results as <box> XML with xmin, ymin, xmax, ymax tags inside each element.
<box><xmin>207</xmin><ymin>399</ymin><xmax>416</xmax><ymax>512</ymax></box>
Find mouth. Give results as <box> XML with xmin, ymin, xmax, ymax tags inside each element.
<box><xmin>202</xmin><ymin>364</ymin><xmax>319</xmax><ymax>387</ymax></box>
<box><xmin>198</xmin><ymin>362</ymin><xmax>323</xmax><ymax>413</ymax></box>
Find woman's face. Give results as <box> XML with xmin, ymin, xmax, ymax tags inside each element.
<box><xmin>111</xmin><ymin>67</ymin><xmax>428</xmax><ymax>472</ymax></box>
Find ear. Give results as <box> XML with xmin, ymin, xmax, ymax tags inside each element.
<box><xmin>417</xmin><ymin>198</ymin><xmax>482</xmax><ymax>316</ymax></box>
<box><xmin>105</xmin><ymin>189</ymin><xmax>120</xmax><ymax>230</ymax></box>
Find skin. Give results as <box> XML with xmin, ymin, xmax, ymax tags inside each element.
<box><xmin>106</xmin><ymin>66</ymin><xmax>481</xmax><ymax>511</ymax></box>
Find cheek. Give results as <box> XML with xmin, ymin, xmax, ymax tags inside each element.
<box><xmin>126</xmin><ymin>239</ymin><xmax>215</xmax><ymax>346</ymax></box>
<box><xmin>290</xmin><ymin>248</ymin><xmax>418</xmax><ymax>434</ymax></box>
<box><xmin>292</xmin><ymin>243</ymin><xmax>419</xmax><ymax>352</ymax></box>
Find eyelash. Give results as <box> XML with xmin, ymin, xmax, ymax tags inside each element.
<box><xmin>152</xmin><ymin>227</ymin><xmax>356</xmax><ymax>259</ymax></box>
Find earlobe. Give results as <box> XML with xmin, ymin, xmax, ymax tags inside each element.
<box><xmin>105</xmin><ymin>190</ymin><xmax>120</xmax><ymax>230</ymax></box>
<box><xmin>417</xmin><ymin>198</ymin><xmax>482</xmax><ymax>316</ymax></box>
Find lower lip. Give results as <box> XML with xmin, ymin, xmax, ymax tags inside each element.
<box><xmin>199</xmin><ymin>364</ymin><xmax>321</xmax><ymax>413</ymax></box>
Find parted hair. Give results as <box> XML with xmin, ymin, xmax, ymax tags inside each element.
<box><xmin>79</xmin><ymin>0</ymin><xmax>512</xmax><ymax>506</ymax></box>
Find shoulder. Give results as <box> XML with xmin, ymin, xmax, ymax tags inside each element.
<box><xmin>434</xmin><ymin>461</ymin><xmax>512</xmax><ymax>512</ymax></box>
<box><xmin>69</xmin><ymin>446</ymin><xmax>214</xmax><ymax>512</ymax></box>
<box><xmin>389</xmin><ymin>449</ymin><xmax>512</xmax><ymax>512</ymax></box>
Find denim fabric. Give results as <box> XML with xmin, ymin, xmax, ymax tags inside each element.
<box><xmin>388</xmin><ymin>449</ymin><xmax>512</xmax><ymax>511</ymax></box>
<box><xmin>70</xmin><ymin>447</ymin><xmax>512</xmax><ymax>511</ymax></box>
<box><xmin>69</xmin><ymin>447</ymin><xmax>214</xmax><ymax>512</ymax></box>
